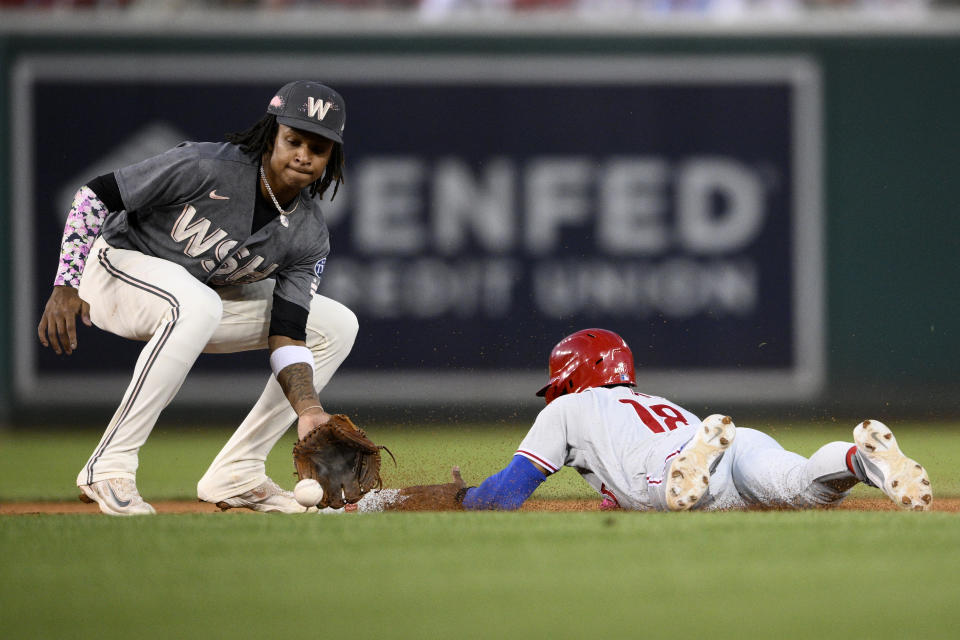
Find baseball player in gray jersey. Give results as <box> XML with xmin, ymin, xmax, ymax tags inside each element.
<box><xmin>37</xmin><ymin>81</ymin><xmax>358</xmax><ymax>515</ymax></box>
<box><xmin>364</xmin><ymin>329</ymin><xmax>933</xmax><ymax>513</ymax></box>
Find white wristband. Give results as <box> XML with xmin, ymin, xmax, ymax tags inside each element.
<box><xmin>270</xmin><ymin>345</ymin><xmax>313</xmax><ymax>377</ymax></box>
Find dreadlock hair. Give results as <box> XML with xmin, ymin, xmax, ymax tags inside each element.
<box><xmin>225</xmin><ymin>113</ymin><xmax>345</xmax><ymax>200</ymax></box>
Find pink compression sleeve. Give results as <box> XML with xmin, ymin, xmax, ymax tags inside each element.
<box><xmin>54</xmin><ymin>186</ymin><xmax>108</xmax><ymax>288</ymax></box>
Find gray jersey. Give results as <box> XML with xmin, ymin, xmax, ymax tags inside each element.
<box><xmin>102</xmin><ymin>141</ymin><xmax>329</xmax><ymax>311</ymax></box>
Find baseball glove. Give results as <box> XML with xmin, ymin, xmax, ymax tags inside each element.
<box><xmin>292</xmin><ymin>414</ymin><xmax>390</xmax><ymax>509</ymax></box>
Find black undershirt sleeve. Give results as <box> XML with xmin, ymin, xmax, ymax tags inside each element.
<box><xmin>86</xmin><ymin>173</ymin><xmax>125</xmax><ymax>212</ymax></box>
<box><xmin>270</xmin><ymin>295</ymin><xmax>309</xmax><ymax>342</ymax></box>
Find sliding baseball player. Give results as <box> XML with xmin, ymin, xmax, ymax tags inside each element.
<box><xmin>367</xmin><ymin>329</ymin><xmax>932</xmax><ymax>513</ymax></box>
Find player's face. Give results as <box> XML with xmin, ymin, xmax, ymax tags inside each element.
<box><xmin>264</xmin><ymin>124</ymin><xmax>335</xmax><ymax>197</ymax></box>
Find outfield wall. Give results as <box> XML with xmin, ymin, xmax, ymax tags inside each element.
<box><xmin>1</xmin><ymin>14</ymin><xmax>958</xmax><ymax>420</ymax></box>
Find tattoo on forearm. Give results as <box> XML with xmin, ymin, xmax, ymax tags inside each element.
<box><xmin>276</xmin><ymin>362</ymin><xmax>317</xmax><ymax>408</ymax></box>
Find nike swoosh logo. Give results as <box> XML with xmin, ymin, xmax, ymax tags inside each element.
<box><xmin>209</xmin><ymin>190</ymin><xmax>230</xmax><ymax>200</ymax></box>
<box><xmin>106</xmin><ymin>483</ymin><xmax>131</xmax><ymax>508</ymax></box>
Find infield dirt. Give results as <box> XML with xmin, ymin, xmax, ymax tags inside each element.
<box><xmin>2</xmin><ymin>497</ymin><xmax>957</xmax><ymax>515</ymax></box>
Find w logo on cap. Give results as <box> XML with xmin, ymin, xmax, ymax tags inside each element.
<box><xmin>268</xmin><ymin>80</ymin><xmax>346</xmax><ymax>143</ymax></box>
<box><xmin>307</xmin><ymin>97</ymin><xmax>336</xmax><ymax>121</ymax></box>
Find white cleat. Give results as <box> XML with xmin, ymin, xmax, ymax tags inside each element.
<box><xmin>853</xmin><ymin>420</ymin><xmax>932</xmax><ymax>511</ymax></box>
<box><xmin>78</xmin><ymin>478</ymin><xmax>157</xmax><ymax>516</ymax></box>
<box><xmin>666</xmin><ymin>414</ymin><xmax>736</xmax><ymax>511</ymax></box>
<box><xmin>211</xmin><ymin>477</ymin><xmax>314</xmax><ymax>514</ymax></box>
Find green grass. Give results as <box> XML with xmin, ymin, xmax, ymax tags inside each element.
<box><xmin>1</xmin><ymin>421</ymin><xmax>958</xmax><ymax>501</ymax></box>
<box><xmin>2</xmin><ymin>421</ymin><xmax>959</xmax><ymax>639</ymax></box>
<box><xmin>2</xmin><ymin>511</ymin><xmax>959</xmax><ymax>639</ymax></box>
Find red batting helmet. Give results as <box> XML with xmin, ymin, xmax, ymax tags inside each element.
<box><xmin>536</xmin><ymin>329</ymin><xmax>636</xmax><ymax>405</ymax></box>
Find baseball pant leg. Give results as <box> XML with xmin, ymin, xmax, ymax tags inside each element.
<box><xmin>728</xmin><ymin>428</ymin><xmax>856</xmax><ymax>508</ymax></box>
<box><xmin>196</xmin><ymin>283</ymin><xmax>358</xmax><ymax>501</ymax></box>
<box><xmin>76</xmin><ymin>238</ymin><xmax>224</xmax><ymax>486</ymax></box>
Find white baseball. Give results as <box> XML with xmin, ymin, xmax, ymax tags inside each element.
<box><xmin>294</xmin><ymin>479</ymin><xmax>324</xmax><ymax>507</ymax></box>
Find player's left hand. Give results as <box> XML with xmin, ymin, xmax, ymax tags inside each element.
<box><xmin>296</xmin><ymin>406</ymin><xmax>332</xmax><ymax>440</ymax></box>
<box><xmin>37</xmin><ymin>285</ymin><xmax>92</xmax><ymax>355</ymax></box>
<box><xmin>387</xmin><ymin>467</ymin><xmax>469</xmax><ymax>511</ymax></box>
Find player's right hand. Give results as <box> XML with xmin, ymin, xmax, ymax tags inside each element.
<box><xmin>37</xmin><ymin>285</ymin><xmax>92</xmax><ymax>355</ymax></box>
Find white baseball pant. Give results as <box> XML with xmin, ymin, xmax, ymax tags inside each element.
<box><xmin>76</xmin><ymin>236</ymin><xmax>358</xmax><ymax>501</ymax></box>
<box><xmin>640</xmin><ymin>426</ymin><xmax>855</xmax><ymax>511</ymax></box>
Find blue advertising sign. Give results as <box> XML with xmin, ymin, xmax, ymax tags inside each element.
<box><xmin>11</xmin><ymin>55</ymin><xmax>822</xmax><ymax>407</ymax></box>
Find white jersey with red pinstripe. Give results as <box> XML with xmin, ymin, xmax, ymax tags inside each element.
<box><xmin>515</xmin><ymin>385</ymin><xmax>861</xmax><ymax>511</ymax></box>
<box><xmin>516</xmin><ymin>386</ymin><xmax>703</xmax><ymax>510</ymax></box>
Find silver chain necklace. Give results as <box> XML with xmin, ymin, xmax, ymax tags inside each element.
<box><xmin>259</xmin><ymin>164</ymin><xmax>298</xmax><ymax>226</ymax></box>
